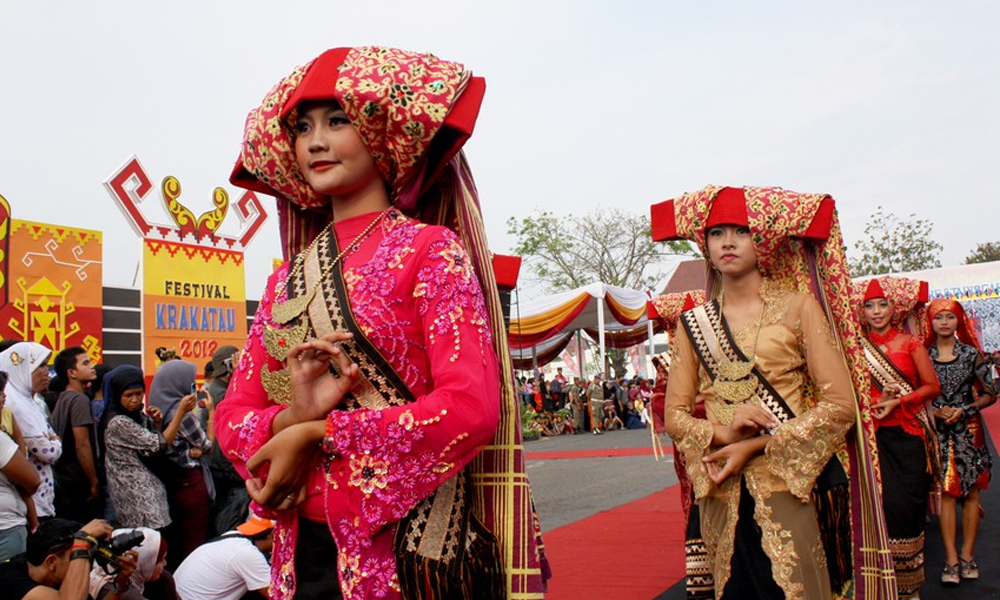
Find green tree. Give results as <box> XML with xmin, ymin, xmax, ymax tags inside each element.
<box><xmin>850</xmin><ymin>206</ymin><xmax>943</xmax><ymax>276</ymax></box>
<box><xmin>964</xmin><ymin>242</ymin><xmax>1000</xmax><ymax>265</ymax></box>
<box><xmin>506</xmin><ymin>209</ymin><xmax>693</xmax><ymax>293</ymax></box>
<box><xmin>507</xmin><ymin>209</ymin><xmax>694</xmax><ymax>377</ymax></box>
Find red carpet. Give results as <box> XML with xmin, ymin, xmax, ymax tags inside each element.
<box><xmin>542</xmin><ymin>484</ymin><xmax>687</xmax><ymax>600</ymax></box>
<box><xmin>526</xmin><ymin>446</ymin><xmax>672</xmax><ymax>460</ymax></box>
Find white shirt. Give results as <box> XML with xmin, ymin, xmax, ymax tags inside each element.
<box><xmin>174</xmin><ymin>534</ymin><xmax>270</xmax><ymax>600</ymax></box>
<box><xmin>0</xmin><ymin>431</ymin><xmax>27</xmax><ymax>531</ymax></box>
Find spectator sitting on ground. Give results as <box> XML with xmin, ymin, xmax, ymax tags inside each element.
<box><xmin>173</xmin><ymin>514</ymin><xmax>273</xmax><ymax>600</ymax></box>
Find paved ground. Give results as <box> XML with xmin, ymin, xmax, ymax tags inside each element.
<box><xmin>525</xmin><ymin>429</ymin><xmax>678</xmax><ymax>532</ymax></box>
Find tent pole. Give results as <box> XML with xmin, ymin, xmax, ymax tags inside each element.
<box><xmin>576</xmin><ymin>329</ymin><xmax>585</xmax><ymax>378</ymax></box>
<box><xmin>598</xmin><ymin>294</ymin><xmax>607</xmax><ymax>377</ymax></box>
<box><xmin>646</xmin><ymin>318</ymin><xmax>655</xmax><ymax>378</ymax></box>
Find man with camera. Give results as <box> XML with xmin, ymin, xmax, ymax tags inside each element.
<box><xmin>0</xmin><ymin>518</ymin><xmax>137</xmax><ymax>600</ymax></box>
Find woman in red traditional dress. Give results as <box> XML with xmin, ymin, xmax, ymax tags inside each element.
<box><xmin>216</xmin><ymin>47</ymin><xmax>548</xmax><ymax>600</ymax></box>
<box><xmin>855</xmin><ymin>277</ymin><xmax>940</xmax><ymax>599</ymax></box>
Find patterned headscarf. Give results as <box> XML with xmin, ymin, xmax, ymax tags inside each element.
<box><xmin>925</xmin><ymin>298</ymin><xmax>983</xmax><ymax>352</ymax></box>
<box><xmin>232</xmin><ymin>46</ymin><xmax>485</xmax><ymax>260</ymax></box>
<box><xmin>231</xmin><ymin>46</ymin><xmax>546</xmax><ymax>598</ymax></box>
<box><xmin>853</xmin><ymin>276</ymin><xmax>929</xmax><ymax>333</ymax></box>
<box><xmin>651</xmin><ymin>185</ymin><xmax>897</xmax><ymax>599</ymax></box>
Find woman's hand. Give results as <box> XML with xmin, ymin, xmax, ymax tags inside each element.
<box><xmin>246</xmin><ymin>420</ymin><xmax>326</xmax><ymax>511</ymax></box>
<box><xmin>178</xmin><ymin>394</ymin><xmax>198</xmax><ymax>416</ymax></box>
<box><xmin>715</xmin><ymin>404</ymin><xmax>778</xmax><ymax>446</ymax></box>
<box><xmin>871</xmin><ymin>398</ymin><xmax>900</xmax><ymax>420</ymax></box>
<box><xmin>934</xmin><ymin>406</ymin><xmax>962</xmax><ymax>425</ymax></box>
<box><xmin>146</xmin><ymin>406</ymin><xmax>163</xmax><ymax>428</ymax></box>
<box><xmin>702</xmin><ymin>437</ymin><xmax>765</xmax><ymax>485</ymax></box>
<box><xmin>882</xmin><ymin>383</ymin><xmax>902</xmax><ymax>400</ymax></box>
<box><xmin>282</xmin><ymin>331</ymin><xmax>360</xmax><ymax>427</ymax></box>
<box><xmin>113</xmin><ymin>550</ymin><xmax>139</xmax><ymax>592</ymax></box>
<box><xmin>200</xmin><ymin>388</ymin><xmax>215</xmax><ymax>414</ymax></box>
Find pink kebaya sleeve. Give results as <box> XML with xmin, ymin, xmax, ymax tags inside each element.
<box><xmin>215</xmin><ymin>264</ymin><xmax>291</xmax><ymax>476</ymax></box>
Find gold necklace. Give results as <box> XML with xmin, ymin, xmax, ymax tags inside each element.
<box><xmin>271</xmin><ymin>207</ymin><xmax>393</xmax><ymax>326</ymax></box>
<box><xmin>714</xmin><ymin>288</ymin><xmax>766</xmax><ymax>403</ymax></box>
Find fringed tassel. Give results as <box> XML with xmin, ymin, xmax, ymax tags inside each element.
<box><xmin>396</xmin><ymin>514</ymin><xmax>505</xmax><ymax>600</ymax></box>
<box><xmin>813</xmin><ymin>481</ymin><xmax>852</xmax><ymax>592</ymax></box>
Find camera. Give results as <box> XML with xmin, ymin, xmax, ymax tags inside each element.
<box><xmin>93</xmin><ymin>530</ymin><xmax>145</xmax><ymax>573</ymax></box>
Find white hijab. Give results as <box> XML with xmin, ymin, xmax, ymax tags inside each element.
<box><xmin>89</xmin><ymin>528</ymin><xmax>164</xmax><ymax>596</ymax></box>
<box><xmin>0</xmin><ymin>341</ymin><xmax>52</xmax><ymax>436</ymax></box>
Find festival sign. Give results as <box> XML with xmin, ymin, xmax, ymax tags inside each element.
<box><xmin>0</xmin><ymin>193</ymin><xmax>104</xmax><ymax>362</ymax></box>
<box><xmin>105</xmin><ymin>156</ymin><xmax>267</xmax><ymax>374</ymax></box>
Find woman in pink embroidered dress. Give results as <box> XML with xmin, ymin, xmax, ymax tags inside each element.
<box><xmin>216</xmin><ymin>47</ymin><xmax>548</xmax><ymax>600</ymax></box>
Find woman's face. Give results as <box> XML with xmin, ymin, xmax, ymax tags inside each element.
<box><xmin>932</xmin><ymin>311</ymin><xmax>958</xmax><ymax>338</ymax></box>
<box><xmin>31</xmin><ymin>363</ymin><xmax>50</xmax><ymax>394</ymax></box>
<box><xmin>706</xmin><ymin>225</ymin><xmax>758</xmax><ymax>278</ymax></box>
<box><xmin>121</xmin><ymin>388</ymin><xmax>145</xmax><ymax>412</ymax></box>
<box><xmin>863</xmin><ymin>298</ymin><xmax>892</xmax><ymax>332</ymax></box>
<box><xmin>293</xmin><ymin>101</ymin><xmax>383</xmax><ymax>200</ymax></box>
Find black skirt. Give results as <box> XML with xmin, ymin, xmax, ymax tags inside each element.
<box><xmin>294</xmin><ymin>517</ymin><xmax>344</xmax><ymax>600</ymax></box>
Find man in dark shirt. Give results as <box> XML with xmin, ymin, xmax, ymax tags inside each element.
<box><xmin>0</xmin><ymin>518</ymin><xmax>130</xmax><ymax>600</ymax></box>
<box><xmin>50</xmin><ymin>348</ymin><xmax>100</xmax><ymax>522</ymax></box>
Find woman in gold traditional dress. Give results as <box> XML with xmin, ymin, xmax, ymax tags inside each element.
<box><xmin>651</xmin><ymin>186</ymin><xmax>896</xmax><ymax>599</ymax></box>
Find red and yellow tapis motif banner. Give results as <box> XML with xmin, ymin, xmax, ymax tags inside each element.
<box><xmin>142</xmin><ymin>239</ymin><xmax>247</xmax><ymax>375</ymax></box>
<box><xmin>0</xmin><ymin>219</ymin><xmax>103</xmax><ymax>362</ymax></box>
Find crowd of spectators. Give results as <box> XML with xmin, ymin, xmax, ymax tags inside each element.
<box><xmin>0</xmin><ymin>339</ymin><xmax>273</xmax><ymax>600</ymax></box>
<box><xmin>518</xmin><ymin>367</ymin><xmax>653</xmax><ymax>438</ymax></box>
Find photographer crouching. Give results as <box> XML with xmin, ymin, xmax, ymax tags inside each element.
<box><xmin>0</xmin><ymin>518</ymin><xmax>138</xmax><ymax>600</ymax></box>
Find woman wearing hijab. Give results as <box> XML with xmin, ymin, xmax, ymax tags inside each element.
<box><xmin>147</xmin><ymin>360</ymin><xmax>214</xmax><ymax>566</ymax></box>
<box><xmin>100</xmin><ymin>365</ymin><xmax>194</xmax><ymax>531</ymax></box>
<box><xmin>653</xmin><ymin>186</ymin><xmax>896</xmax><ymax>599</ymax></box>
<box><xmin>855</xmin><ymin>277</ymin><xmax>940</xmax><ymax>598</ymax></box>
<box><xmin>216</xmin><ymin>46</ymin><xmax>548</xmax><ymax>600</ymax></box>
<box><xmin>924</xmin><ymin>299</ymin><xmax>996</xmax><ymax>585</ymax></box>
<box><xmin>89</xmin><ymin>527</ymin><xmax>174</xmax><ymax>600</ymax></box>
<box><xmin>0</xmin><ymin>342</ymin><xmax>60</xmax><ymax>519</ymax></box>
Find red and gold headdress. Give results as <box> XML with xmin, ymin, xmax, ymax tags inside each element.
<box><xmin>232</xmin><ymin>46</ymin><xmax>486</xmax><ymax>260</ymax></box>
<box><xmin>652</xmin><ymin>290</ymin><xmax>707</xmax><ymax>343</ymax></box>
<box><xmin>925</xmin><ymin>298</ymin><xmax>983</xmax><ymax>352</ymax></box>
<box><xmin>651</xmin><ymin>185</ymin><xmax>897</xmax><ymax>599</ymax></box>
<box><xmin>852</xmin><ymin>276</ymin><xmax>930</xmax><ymax>334</ymax></box>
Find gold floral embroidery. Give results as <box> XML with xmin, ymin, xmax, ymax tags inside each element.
<box><xmin>747</xmin><ymin>477</ymin><xmax>807</xmax><ymax>599</ymax></box>
<box><xmin>260</xmin><ymin>367</ymin><xmax>292</xmax><ymax>405</ymax></box>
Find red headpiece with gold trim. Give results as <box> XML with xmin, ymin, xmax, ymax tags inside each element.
<box><xmin>231</xmin><ymin>46</ymin><xmax>485</xmax><ymax>260</ymax></box>
<box><xmin>650</xmin><ymin>186</ymin><xmax>835</xmax><ymax>276</ymax></box>
<box><xmin>925</xmin><ymin>298</ymin><xmax>983</xmax><ymax>352</ymax></box>
<box><xmin>652</xmin><ymin>290</ymin><xmax>707</xmax><ymax>342</ymax></box>
<box><xmin>852</xmin><ymin>276</ymin><xmax>930</xmax><ymax>332</ymax></box>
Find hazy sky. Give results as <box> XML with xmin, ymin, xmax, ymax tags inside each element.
<box><xmin>2</xmin><ymin>1</ymin><xmax>998</xmax><ymax>299</ymax></box>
